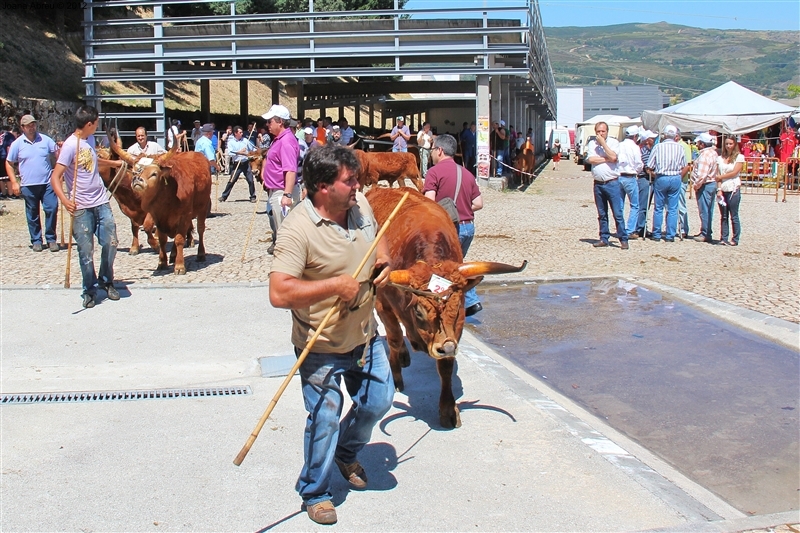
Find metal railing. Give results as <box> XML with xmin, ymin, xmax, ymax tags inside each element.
<box><xmin>81</xmin><ymin>0</ymin><xmax>556</xmax><ymax>142</ymax></box>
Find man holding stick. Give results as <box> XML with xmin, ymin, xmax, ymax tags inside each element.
<box><xmin>269</xmin><ymin>144</ymin><xmax>394</xmax><ymax>526</ymax></box>
<box><xmin>218</xmin><ymin>125</ymin><xmax>256</xmax><ymax>203</ymax></box>
<box><xmin>51</xmin><ymin>106</ymin><xmax>119</xmax><ymax>309</ymax></box>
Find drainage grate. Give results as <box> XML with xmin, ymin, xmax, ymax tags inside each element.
<box><xmin>1</xmin><ymin>386</ymin><xmax>252</xmax><ymax>405</ymax></box>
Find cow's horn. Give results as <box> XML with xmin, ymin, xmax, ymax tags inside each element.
<box><xmin>156</xmin><ymin>133</ymin><xmax>180</xmax><ymax>165</ymax></box>
<box><xmin>458</xmin><ymin>260</ymin><xmax>528</xmax><ymax>279</ymax></box>
<box><xmin>388</xmin><ymin>270</ymin><xmax>411</xmax><ymax>285</ymax></box>
<box><xmin>106</xmin><ymin>128</ymin><xmax>138</xmax><ymax>166</ymax></box>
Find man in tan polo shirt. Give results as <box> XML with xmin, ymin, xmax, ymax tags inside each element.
<box><xmin>269</xmin><ymin>144</ymin><xmax>394</xmax><ymax>526</ymax></box>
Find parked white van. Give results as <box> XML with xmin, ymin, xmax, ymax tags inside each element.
<box><xmin>548</xmin><ymin>127</ymin><xmax>571</xmax><ymax>157</ymax></box>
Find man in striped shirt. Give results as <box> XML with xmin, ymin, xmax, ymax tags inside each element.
<box><xmin>690</xmin><ymin>132</ymin><xmax>718</xmax><ymax>243</ymax></box>
<box><xmin>646</xmin><ymin>125</ymin><xmax>689</xmax><ymax>242</ymax></box>
<box><xmin>633</xmin><ymin>128</ymin><xmax>656</xmax><ymax>238</ymax></box>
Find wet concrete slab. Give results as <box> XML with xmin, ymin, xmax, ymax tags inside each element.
<box><xmin>466</xmin><ymin>278</ymin><xmax>800</xmax><ymax>516</ymax></box>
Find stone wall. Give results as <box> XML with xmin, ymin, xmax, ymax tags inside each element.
<box><xmin>1</xmin><ymin>97</ymin><xmax>82</xmax><ymax>142</ymax></box>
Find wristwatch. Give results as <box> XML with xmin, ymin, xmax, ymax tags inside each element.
<box><xmin>283</xmin><ymin>192</ymin><xmax>292</xmax><ymax>198</ymax></box>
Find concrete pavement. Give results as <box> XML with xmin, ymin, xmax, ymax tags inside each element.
<box><xmin>2</xmin><ymin>284</ymin><xmax>796</xmax><ymax>532</ymax></box>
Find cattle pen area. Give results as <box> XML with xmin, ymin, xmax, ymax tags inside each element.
<box><xmin>1</xmin><ymin>159</ymin><xmax>799</xmax><ymax>531</ymax></box>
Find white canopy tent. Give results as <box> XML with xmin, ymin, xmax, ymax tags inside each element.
<box><xmin>641</xmin><ymin>81</ymin><xmax>795</xmax><ymax>135</ymax></box>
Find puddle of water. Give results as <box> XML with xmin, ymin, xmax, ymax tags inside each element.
<box><xmin>467</xmin><ymin>279</ymin><xmax>799</xmax><ymax>516</ymax></box>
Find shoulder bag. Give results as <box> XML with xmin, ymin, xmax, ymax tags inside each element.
<box><xmin>437</xmin><ymin>165</ymin><xmax>462</xmax><ymax>224</ymax></box>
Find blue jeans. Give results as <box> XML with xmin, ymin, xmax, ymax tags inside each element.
<box><xmin>618</xmin><ymin>176</ymin><xmax>639</xmax><ymax>237</ymax></box>
<box><xmin>652</xmin><ymin>175</ymin><xmax>681</xmax><ymax>240</ymax></box>
<box><xmin>21</xmin><ymin>183</ymin><xmax>58</xmax><ymax>245</ymax></box>
<box><xmin>458</xmin><ymin>221</ymin><xmax>480</xmax><ymax>308</ymax></box>
<box><xmin>495</xmin><ymin>151</ymin><xmax>505</xmax><ymax>176</ymax></box>
<box><xmin>72</xmin><ymin>203</ymin><xmax>117</xmax><ymax>296</ymax></box>
<box><xmin>719</xmin><ymin>189</ymin><xmax>741</xmax><ymax>244</ymax></box>
<box><xmin>696</xmin><ymin>182</ymin><xmax>716</xmax><ymax>240</ymax></box>
<box><xmin>593</xmin><ymin>179</ymin><xmax>627</xmax><ymax>243</ymax></box>
<box><xmin>677</xmin><ymin>180</ymin><xmax>690</xmax><ymax>236</ymax></box>
<box><xmin>392</xmin><ymin>145</ymin><xmax>407</xmax><ymax>153</ymax></box>
<box><xmin>296</xmin><ymin>336</ymin><xmax>394</xmax><ymax>506</ymax></box>
<box><xmin>635</xmin><ymin>176</ymin><xmax>650</xmax><ymax>235</ymax></box>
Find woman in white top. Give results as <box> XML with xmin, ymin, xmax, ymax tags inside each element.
<box><xmin>716</xmin><ymin>137</ymin><xmax>744</xmax><ymax>245</ymax></box>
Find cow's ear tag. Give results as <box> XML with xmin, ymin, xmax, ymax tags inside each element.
<box><xmin>428</xmin><ymin>274</ymin><xmax>452</xmax><ymax>294</ymax></box>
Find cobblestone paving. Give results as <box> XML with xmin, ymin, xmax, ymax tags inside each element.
<box><xmin>1</xmin><ymin>162</ymin><xmax>798</xmax><ymax>324</ymax></box>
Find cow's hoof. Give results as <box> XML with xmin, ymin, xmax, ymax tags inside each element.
<box><xmin>174</xmin><ymin>266</ymin><xmax>186</xmax><ymax>275</ymax></box>
<box><xmin>196</xmin><ymin>254</ymin><xmax>206</xmax><ymax>263</ymax></box>
<box><xmin>156</xmin><ymin>262</ymin><xmax>168</xmax><ymax>271</ymax></box>
<box><xmin>392</xmin><ymin>378</ymin><xmax>405</xmax><ymax>393</ymax></box>
<box><xmin>128</xmin><ymin>247</ymin><xmax>140</xmax><ymax>256</ymax></box>
<box><xmin>440</xmin><ymin>407</ymin><xmax>462</xmax><ymax>429</ymax></box>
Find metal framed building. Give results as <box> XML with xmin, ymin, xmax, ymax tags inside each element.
<box><xmin>82</xmin><ymin>0</ymin><xmax>556</xmax><ymax>177</ymax></box>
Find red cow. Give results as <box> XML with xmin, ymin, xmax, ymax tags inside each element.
<box><xmin>109</xmin><ymin>138</ymin><xmax>211</xmax><ymax>275</ymax></box>
<box><xmin>353</xmin><ymin>150</ymin><xmax>423</xmax><ymax>191</ymax></box>
<box><xmin>366</xmin><ymin>187</ymin><xmax>527</xmax><ymax>428</ymax></box>
<box><xmin>514</xmin><ymin>139</ymin><xmax>535</xmax><ymax>186</ymax></box>
<box><xmin>96</xmin><ymin>150</ymin><xmax>158</xmax><ymax>255</ymax></box>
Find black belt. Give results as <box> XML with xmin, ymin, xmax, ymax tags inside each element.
<box><xmin>459</xmin><ymin>220</ymin><xmax>474</xmax><ymax>225</ymax></box>
<box><xmin>620</xmin><ymin>173</ymin><xmax>636</xmax><ymax>177</ymax></box>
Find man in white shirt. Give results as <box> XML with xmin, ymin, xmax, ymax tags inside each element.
<box><xmin>127</xmin><ymin>127</ymin><xmax>167</xmax><ymax>157</ymax></box>
<box><xmin>417</xmin><ymin>121</ymin><xmax>434</xmax><ymax>176</ymax></box>
<box><xmin>587</xmin><ymin>121</ymin><xmax>628</xmax><ymax>250</ymax></box>
<box><xmin>338</xmin><ymin>118</ymin><xmax>355</xmax><ymax>145</ymax></box>
<box><xmin>616</xmin><ymin>125</ymin><xmax>644</xmax><ymax>240</ymax></box>
<box><xmin>190</xmin><ymin>120</ymin><xmax>202</xmax><ymax>146</ymax></box>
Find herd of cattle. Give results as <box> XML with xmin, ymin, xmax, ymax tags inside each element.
<box><xmin>95</xmin><ymin>131</ymin><xmax>526</xmax><ymax>429</ymax></box>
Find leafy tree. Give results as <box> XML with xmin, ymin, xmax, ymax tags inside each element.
<box><xmin>165</xmin><ymin>0</ymin><xmax>404</xmax><ymax>16</ymax></box>
<box><xmin>787</xmin><ymin>84</ymin><xmax>800</xmax><ymax>98</ymax></box>
<box><xmin>276</xmin><ymin>0</ymin><xmax>403</xmax><ymax>10</ymax></box>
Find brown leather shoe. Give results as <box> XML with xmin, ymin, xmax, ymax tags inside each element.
<box><xmin>335</xmin><ymin>458</ymin><xmax>368</xmax><ymax>489</ymax></box>
<box><xmin>592</xmin><ymin>240</ymin><xmax>608</xmax><ymax>248</ymax></box>
<box><xmin>620</xmin><ymin>241</ymin><xmax>629</xmax><ymax>250</ymax></box>
<box><xmin>306</xmin><ymin>500</ymin><xmax>337</xmax><ymax>525</ymax></box>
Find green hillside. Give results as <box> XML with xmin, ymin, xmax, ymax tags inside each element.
<box><xmin>544</xmin><ymin>22</ymin><xmax>799</xmax><ymax>101</ymax></box>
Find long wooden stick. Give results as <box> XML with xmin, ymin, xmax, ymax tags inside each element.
<box><xmin>59</xmin><ymin>199</ymin><xmax>65</xmax><ymax>246</ymax></box>
<box><xmin>233</xmin><ymin>190</ymin><xmax>410</xmax><ymax>466</ymax></box>
<box><xmin>240</xmin><ymin>183</ymin><xmax>264</xmax><ymax>263</ymax></box>
<box><xmin>64</xmin><ymin>134</ymin><xmax>80</xmax><ymax>288</ymax></box>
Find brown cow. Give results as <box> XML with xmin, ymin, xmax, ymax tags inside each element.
<box><xmin>513</xmin><ymin>139</ymin><xmax>536</xmax><ymax>186</ymax></box>
<box><xmin>366</xmin><ymin>187</ymin><xmax>527</xmax><ymax>428</ymax></box>
<box><xmin>109</xmin><ymin>138</ymin><xmax>211</xmax><ymax>275</ymax></box>
<box><xmin>245</xmin><ymin>149</ymin><xmax>265</xmax><ymax>182</ymax></box>
<box><xmin>353</xmin><ymin>150</ymin><xmax>424</xmax><ymax>191</ymax></box>
<box><xmin>96</xmin><ymin>149</ymin><xmax>158</xmax><ymax>255</ymax></box>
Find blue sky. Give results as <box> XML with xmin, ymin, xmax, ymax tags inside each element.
<box><xmin>403</xmin><ymin>0</ymin><xmax>800</xmax><ymax>31</ymax></box>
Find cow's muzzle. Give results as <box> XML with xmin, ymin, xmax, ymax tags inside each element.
<box><xmin>131</xmin><ymin>175</ymin><xmax>146</xmax><ymax>192</ymax></box>
<box><xmin>432</xmin><ymin>339</ymin><xmax>457</xmax><ymax>359</ymax></box>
